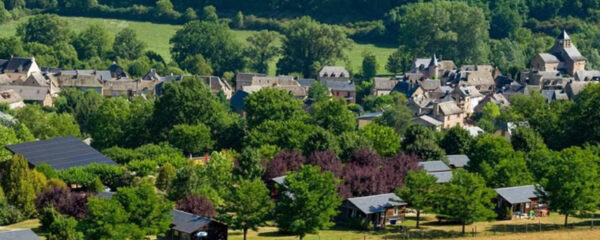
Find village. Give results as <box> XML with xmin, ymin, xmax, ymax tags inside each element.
<box><xmin>0</xmin><ymin>26</ymin><xmax>599</xmax><ymax>240</ymax></box>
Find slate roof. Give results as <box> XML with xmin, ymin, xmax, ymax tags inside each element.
<box><xmin>323</xmin><ymin>80</ymin><xmax>355</xmax><ymax>91</ymax></box>
<box><xmin>346</xmin><ymin>193</ymin><xmax>406</xmax><ymax>215</ymax></box>
<box><xmin>495</xmin><ymin>185</ymin><xmax>541</xmax><ymax>204</ymax></box>
<box><xmin>537</xmin><ymin>53</ymin><xmax>560</xmax><ymax>63</ymax></box>
<box><xmin>414</xmin><ymin>115</ymin><xmax>442</xmax><ymax>127</ymax></box>
<box><xmin>420</xmin><ymin>79</ymin><xmax>441</xmax><ymax>91</ymax></box>
<box><xmin>358</xmin><ymin>112</ymin><xmax>383</xmax><ymax>120</ymax></box>
<box><xmin>0</xmin><ymin>85</ymin><xmax>49</xmax><ymax>101</ymax></box>
<box><xmin>5</xmin><ymin>136</ymin><xmax>116</xmax><ymax>170</ymax></box>
<box><xmin>373</xmin><ymin>78</ymin><xmax>397</xmax><ymax>91</ymax></box>
<box><xmin>319</xmin><ymin>66</ymin><xmax>349</xmax><ymax>78</ymax></box>
<box><xmin>429</xmin><ymin>171</ymin><xmax>452</xmax><ymax>183</ymax></box>
<box><xmin>0</xmin><ymin>89</ymin><xmax>23</xmax><ymax>104</ymax></box>
<box><xmin>418</xmin><ymin>161</ymin><xmax>451</xmax><ymax>173</ymax></box>
<box><xmin>170</xmin><ymin>210</ymin><xmax>213</xmax><ymax>234</ymax></box>
<box><xmin>0</xmin><ymin>229</ymin><xmax>40</xmax><ymax>240</ymax></box>
<box><xmin>3</xmin><ymin>57</ymin><xmax>34</xmax><ymax>73</ymax></box>
<box><xmin>437</xmin><ymin>101</ymin><xmax>463</xmax><ymax>115</ymax></box>
<box><xmin>297</xmin><ymin>78</ymin><xmax>316</xmax><ymax>88</ymax></box>
<box><xmin>447</xmin><ymin>155</ymin><xmax>469</xmax><ymax>168</ymax></box>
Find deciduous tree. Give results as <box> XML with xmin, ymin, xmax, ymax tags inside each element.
<box><xmin>221</xmin><ymin>179</ymin><xmax>273</xmax><ymax>240</ymax></box>
<box><xmin>275</xmin><ymin>165</ymin><xmax>341</xmax><ymax>240</ymax></box>
<box><xmin>397</xmin><ymin>171</ymin><xmax>438</xmax><ymax>229</ymax></box>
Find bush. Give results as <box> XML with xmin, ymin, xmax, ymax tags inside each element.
<box><xmin>346</xmin><ymin>216</ymin><xmax>373</xmax><ymax>230</ymax></box>
<box><xmin>127</xmin><ymin>159</ymin><xmax>158</xmax><ymax>177</ymax></box>
<box><xmin>2</xmin><ymin>205</ymin><xmax>25</xmax><ymax>225</ymax></box>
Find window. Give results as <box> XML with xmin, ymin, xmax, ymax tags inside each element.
<box><xmin>393</xmin><ymin>207</ymin><xmax>399</xmax><ymax>216</ymax></box>
<box><xmin>525</xmin><ymin>203</ymin><xmax>530</xmax><ymax>209</ymax></box>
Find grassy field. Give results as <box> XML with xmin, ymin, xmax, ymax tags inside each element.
<box><xmin>0</xmin><ymin>16</ymin><xmax>397</xmax><ymax>75</ymax></box>
<box><xmin>2</xmin><ymin>213</ymin><xmax>600</xmax><ymax>240</ymax></box>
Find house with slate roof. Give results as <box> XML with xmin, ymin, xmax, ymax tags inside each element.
<box><xmin>5</xmin><ymin>136</ymin><xmax>116</xmax><ymax>170</ymax></box>
<box><xmin>0</xmin><ymin>229</ymin><xmax>40</xmax><ymax>240</ymax></box>
<box><xmin>431</xmin><ymin>100</ymin><xmax>466</xmax><ymax>129</ymax></box>
<box><xmin>338</xmin><ymin>193</ymin><xmax>406</xmax><ymax>229</ymax></box>
<box><xmin>161</xmin><ymin>210</ymin><xmax>227</xmax><ymax>240</ymax></box>
<box><xmin>493</xmin><ymin>185</ymin><xmax>548</xmax><ymax>219</ymax></box>
<box><xmin>323</xmin><ymin>79</ymin><xmax>356</xmax><ymax>104</ymax></box>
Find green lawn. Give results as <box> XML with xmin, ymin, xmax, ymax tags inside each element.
<box><xmin>0</xmin><ymin>16</ymin><xmax>397</xmax><ymax>75</ymax></box>
<box><xmin>2</xmin><ymin>213</ymin><xmax>599</xmax><ymax>240</ymax></box>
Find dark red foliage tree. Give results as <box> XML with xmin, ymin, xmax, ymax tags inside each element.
<box><xmin>306</xmin><ymin>151</ymin><xmax>343</xmax><ymax>178</ymax></box>
<box><xmin>175</xmin><ymin>194</ymin><xmax>216</xmax><ymax>218</ymax></box>
<box><xmin>263</xmin><ymin>150</ymin><xmax>305</xmax><ymax>180</ymax></box>
<box><xmin>381</xmin><ymin>153</ymin><xmax>420</xmax><ymax>193</ymax></box>
<box><xmin>339</xmin><ymin>150</ymin><xmax>420</xmax><ymax>198</ymax></box>
<box><xmin>348</xmin><ymin>148</ymin><xmax>382</xmax><ymax>167</ymax></box>
<box><xmin>339</xmin><ymin>162</ymin><xmax>384</xmax><ymax>198</ymax></box>
<box><xmin>36</xmin><ymin>187</ymin><xmax>88</xmax><ymax>219</ymax></box>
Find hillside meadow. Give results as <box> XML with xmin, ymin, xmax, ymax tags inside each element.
<box><xmin>0</xmin><ymin>16</ymin><xmax>397</xmax><ymax>75</ymax></box>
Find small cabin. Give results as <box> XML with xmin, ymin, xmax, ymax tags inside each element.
<box><xmin>338</xmin><ymin>193</ymin><xmax>406</xmax><ymax>229</ymax></box>
<box><xmin>162</xmin><ymin>210</ymin><xmax>228</xmax><ymax>240</ymax></box>
<box><xmin>493</xmin><ymin>185</ymin><xmax>549</xmax><ymax>219</ymax></box>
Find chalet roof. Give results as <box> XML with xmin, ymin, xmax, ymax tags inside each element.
<box><xmin>170</xmin><ymin>210</ymin><xmax>213</xmax><ymax>234</ymax></box>
<box><xmin>495</xmin><ymin>185</ymin><xmax>541</xmax><ymax>204</ymax></box>
<box><xmin>0</xmin><ymin>229</ymin><xmax>40</xmax><ymax>240</ymax></box>
<box><xmin>429</xmin><ymin>171</ymin><xmax>452</xmax><ymax>183</ymax></box>
<box><xmin>418</xmin><ymin>161</ymin><xmax>450</xmax><ymax>173</ymax></box>
<box><xmin>5</xmin><ymin>136</ymin><xmax>116</xmax><ymax>170</ymax></box>
<box><xmin>347</xmin><ymin>193</ymin><xmax>405</xmax><ymax>215</ymax></box>
<box><xmin>447</xmin><ymin>154</ymin><xmax>469</xmax><ymax>168</ymax></box>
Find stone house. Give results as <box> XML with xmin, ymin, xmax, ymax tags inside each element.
<box><xmin>531</xmin><ymin>31</ymin><xmax>586</xmax><ymax>76</ymax></box>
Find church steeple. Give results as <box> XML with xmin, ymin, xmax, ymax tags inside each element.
<box><xmin>556</xmin><ymin>30</ymin><xmax>572</xmax><ymax>48</ymax></box>
<box><xmin>428</xmin><ymin>53</ymin><xmax>439</xmax><ymax>79</ymax></box>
